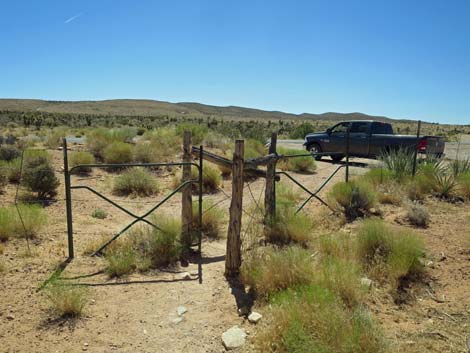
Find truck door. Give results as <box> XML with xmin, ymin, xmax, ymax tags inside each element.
<box><xmin>328</xmin><ymin>122</ymin><xmax>350</xmax><ymax>153</ymax></box>
<box><xmin>349</xmin><ymin>121</ymin><xmax>370</xmax><ymax>156</ymax></box>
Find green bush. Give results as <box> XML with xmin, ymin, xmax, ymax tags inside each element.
<box><xmin>450</xmin><ymin>158</ymin><xmax>470</xmax><ymax>177</ymax></box>
<box><xmin>265</xmin><ymin>205</ymin><xmax>314</xmax><ymax>245</ymax></box>
<box><xmin>22</xmin><ymin>150</ymin><xmax>59</xmax><ymax>199</ymax></box>
<box><xmin>329</xmin><ymin>180</ymin><xmax>376</xmax><ymax>221</ymax></box>
<box><xmin>103</xmin><ymin>142</ymin><xmax>133</xmax><ymax>165</ymax></box>
<box><xmin>356</xmin><ymin>219</ymin><xmax>425</xmax><ymax>289</ymax></box>
<box><xmin>0</xmin><ymin>204</ymin><xmax>47</xmax><ymax>241</ymax></box>
<box><xmin>176</xmin><ymin>123</ymin><xmax>208</xmax><ymax>145</ymax></box>
<box><xmin>69</xmin><ymin>151</ymin><xmax>95</xmax><ymax>175</ymax></box>
<box><xmin>244</xmin><ymin>139</ymin><xmax>266</xmax><ymax>159</ymax></box>
<box><xmin>87</xmin><ymin>128</ymin><xmax>136</xmax><ymax>159</ymax></box>
<box><xmin>0</xmin><ymin>145</ymin><xmax>21</xmax><ymax>161</ymax></box>
<box><xmin>255</xmin><ymin>285</ymin><xmax>387</xmax><ymax>353</ymax></box>
<box><xmin>289</xmin><ymin>122</ymin><xmax>316</xmax><ymax>139</ymax></box>
<box><xmin>363</xmin><ymin>168</ymin><xmax>394</xmax><ymax>186</ymax></box>
<box><xmin>241</xmin><ymin>246</ymin><xmax>315</xmax><ymax>298</ymax></box>
<box><xmin>45</xmin><ymin>281</ymin><xmax>88</xmax><ymax>318</ymax></box>
<box><xmin>112</xmin><ymin>168</ymin><xmax>159</xmax><ymax>197</ymax></box>
<box><xmin>0</xmin><ymin>158</ymin><xmax>22</xmax><ymax>183</ymax></box>
<box><xmin>277</xmin><ymin>147</ymin><xmax>316</xmax><ymax>173</ymax></box>
<box><xmin>45</xmin><ymin>129</ymin><xmax>66</xmax><ymax>149</ymax></box>
<box><xmin>91</xmin><ymin>208</ymin><xmax>107</xmax><ymax>219</ymax></box>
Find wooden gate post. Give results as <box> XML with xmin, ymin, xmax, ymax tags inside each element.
<box><xmin>225</xmin><ymin>139</ymin><xmax>244</xmax><ymax>277</ymax></box>
<box><xmin>181</xmin><ymin>131</ymin><xmax>193</xmax><ymax>257</ymax></box>
<box><xmin>264</xmin><ymin>132</ymin><xmax>277</xmax><ymax>224</ymax></box>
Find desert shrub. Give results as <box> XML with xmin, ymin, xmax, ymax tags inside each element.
<box><xmin>87</xmin><ymin>128</ymin><xmax>136</xmax><ymax>159</ymax></box>
<box><xmin>277</xmin><ymin>147</ymin><xmax>316</xmax><ymax>173</ymax></box>
<box><xmin>22</xmin><ymin>150</ymin><xmax>59</xmax><ymax>199</ymax></box>
<box><xmin>241</xmin><ymin>246</ymin><xmax>315</xmax><ymax>297</ymax></box>
<box><xmin>406</xmin><ymin>202</ymin><xmax>430</xmax><ymax>227</ymax></box>
<box><xmin>406</xmin><ymin>173</ymin><xmax>435</xmax><ymax>201</ymax></box>
<box><xmin>203</xmin><ymin>131</ymin><xmax>231</xmax><ymax>150</ymax></box>
<box><xmin>190</xmin><ymin>164</ymin><xmax>221</xmax><ymax>194</ymax></box>
<box><xmin>329</xmin><ymin>180</ymin><xmax>376</xmax><ymax>221</ymax></box>
<box><xmin>0</xmin><ymin>204</ymin><xmax>46</xmax><ymax>241</ymax></box>
<box><xmin>276</xmin><ymin>181</ymin><xmax>301</xmax><ymax>206</ymax></box>
<box><xmin>44</xmin><ymin>128</ymin><xmax>66</xmax><ymax>149</ymax></box>
<box><xmin>45</xmin><ymin>282</ymin><xmax>88</xmax><ymax>318</ymax></box>
<box><xmin>0</xmin><ymin>145</ymin><xmax>21</xmax><ymax>161</ymax></box>
<box><xmin>136</xmin><ymin>217</ymin><xmax>182</xmax><ymax>267</ymax></box>
<box><xmin>363</xmin><ymin>168</ymin><xmax>394</xmax><ymax>186</ymax></box>
<box><xmin>0</xmin><ymin>172</ymin><xmax>6</xmax><ymax>192</ymax></box>
<box><xmin>133</xmin><ymin>141</ymin><xmax>163</xmax><ymax>163</ymax></box>
<box><xmin>176</xmin><ymin>123</ymin><xmax>207</xmax><ymax>144</ymax></box>
<box><xmin>379</xmin><ymin>147</ymin><xmax>414</xmax><ymax>181</ymax></box>
<box><xmin>112</xmin><ymin>167</ymin><xmax>159</xmax><ymax>197</ymax></box>
<box><xmin>450</xmin><ymin>158</ymin><xmax>470</xmax><ymax>176</ymax></box>
<box><xmin>191</xmin><ymin>200</ymin><xmax>224</xmax><ymax>239</ymax></box>
<box><xmin>457</xmin><ymin>173</ymin><xmax>470</xmax><ymax>200</ymax></box>
<box><xmin>91</xmin><ymin>208</ymin><xmax>107</xmax><ymax>219</ymax></box>
<box><xmin>255</xmin><ymin>285</ymin><xmax>387</xmax><ymax>353</ymax></box>
<box><xmin>357</xmin><ymin>219</ymin><xmax>425</xmax><ymax>288</ymax></box>
<box><xmin>69</xmin><ymin>151</ymin><xmax>95</xmax><ymax>175</ymax></box>
<box><xmin>289</xmin><ymin>122</ymin><xmax>316</xmax><ymax>139</ymax></box>
<box><xmin>265</xmin><ymin>205</ymin><xmax>314</xmax><ymax>245</ymax></box>
<box><xmin>317</xmin><ymin>233</ymin><xmax>355</xmax><ymax>261</ymax></box>
<box><xmin>434</xmin><ymin>173</ymin><xmax>457</xmax><ymax>199</ymax></box>
<box><xmin>0</xmin><ymin>158</ymin><xmax>22</xmax><ymax>183</ymax></box>
<box><xmin>376</xmin><ymin>183</ymin><xmax>403</xmax><ymax>205</ymax></box>
<box><xmin>103</xmin><ymin>142</ymin><xmax>133</xmax><ymax>165</ymax></box>
<box><xmin>244</xmin><ymin>139</ymin><xmax>266</xmax><ymax>159</ymax></box>
<box><xmin>105</xmin><ymin>239</ymin><xmax>138</xmax><ymax>277</ymax></box>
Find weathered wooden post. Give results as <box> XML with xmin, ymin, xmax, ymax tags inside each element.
<box><xmin>264</xmin><ymin>132</ymin><xmax>277</xmax><ymax>224</ymax></box>
<box><xmin>412</xmin><ymin>120</ymin><xmax>421</xmax><ymax>177</ymax></box>
<box><xmin>225</xmin><ymin>139</ymin><xmax>244</xmax><ymax>277</ymax></box>
<box><xmin>181</xmin><ymin>131</ymin><xmax>193</xmax><ymax>257</ymax></box>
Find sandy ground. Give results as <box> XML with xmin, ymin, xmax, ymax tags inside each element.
<box><xmin>1</xmin><ymin>147</ymin><xmax>469</xmax><ymax>352</ymax></box>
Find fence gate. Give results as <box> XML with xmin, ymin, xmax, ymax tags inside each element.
<box><xmin>62</xmin><ymin>138</ymin><xmax>204</xmax><ymax>282</ymax></box>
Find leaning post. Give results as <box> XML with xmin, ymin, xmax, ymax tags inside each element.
<box><xmin>225</xmin><ymin>140</ymin><xmax>244</xmax><ymax>277</ymax></box>
<box><xmin>181</xmin><ymin>131</ymin><xmax>193</xmax><ymax>258</ymax></box>
<box><xmin>63</xmin><ymin>138</ymin><xmax>74</xmax><ymax>259</ymax></box>
<box><xmin>264</xmin><ymin>132</ymin><xmax>277</xmax><ymax>224</ymax></box>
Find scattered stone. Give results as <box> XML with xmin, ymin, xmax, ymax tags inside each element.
<box><xmin>222</xmin><ymin>326</ymin><xmax>246</xmax><ymax>350</ymax></box>
<box><xmin>6</xmin><ymin>314</ymin><xmax>15</xmax><ymax>320</ymax></box>
<box><xmin>180</xmin><ymin>272</ymin><xmax>191</xmax><ymax>280</ymax></box>
<box><xmin>426</xmin><ymin>260</ymin><xmax>434</xmax><ymax>268</ymax></box>
<box><xmin>248</xmin><ymin>312</ymin><xmax>262</xmax><ymax>324</ymax></box>
<box><xmin>171</xmin><ymin>317</ymin><xmax>184</xmax><ymax>324</ymax></box>
<box><xmin>361</xmin><ymin>277</ymin><xmax>373</xmax><ymax>288</ymax></box>
<box><xmin>177</xmin><ymin>306</ymin><xmax>188</xmax><ymax>316</ymax></box>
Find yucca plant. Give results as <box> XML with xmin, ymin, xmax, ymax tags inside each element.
<box><xmin>379</xmin><ymin>147</ymin><xmax>414</xmax><ymax>181</ymax></box>
<box><xmin>434</xmin><ymin>173</ymin><xmax>457</xmax><ymax>199</ymax></box>
<box><xmin>450</xmin><ymin>158</ymin><xmax>470</xmax><ymax>177</ymax></box>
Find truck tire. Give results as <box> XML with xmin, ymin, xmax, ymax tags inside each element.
<box><xmin>331</xmin><ymin>154</ymin><xmax>344</xmax><ymax>162</ymax></box>
<box><xmin>308</xmin><ymin>143</ymin><xmax>322</xmax><ymax>161</ymax></box>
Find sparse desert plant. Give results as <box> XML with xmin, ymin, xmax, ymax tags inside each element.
<box><xmin>277</xmin><ymin>147</ymin><xmax>316</xmax><ymax>173</ymax></box>
<box><xmin>457</xmin><ymin>173</ymin><xmax>470</xmax><ymax>200</ymax></box>
<box><xmin>103</xmin><ymin>141</ymin><xmax>133</xmax><ymax>165</ymax></box>
<box><xmin>190</xmin><ymin>164</ymin><xmax>221</xmax><ymax>194</ymax></box>
<box><xmin>0</xmin><ymin>204</ymin><xmax>46</xmax><ymax>241</ymax></box>
<box><xmin>112</xmin><ymin>167</ymin><xmax>159</xmax><ymax>197</ymax></box>
<box><xmin>406</xmin><ymin>173</ymin><xmax>435</xmax><ymax>201</ymax></box>
<box><xmin>406</xmin><ymin>202</ymin><xmax>430</xmax><ymax>227</ymax></box>
<box><xmin>240</xmin><ymin>246</ymin><xmax>315</xmax><ymax>297</ymax></box>
<box><xmin>265</xmin><ymin>205</ymin><xmax>314</xmax><ymax>245</ymax></box>
<box><xmin>191</xmin><ymin>200</ymin><xmax>224</xmax><ymax>239</ymax></box>
<box><xmin>329</xmin><ymin>180</ymin><xmax>376</xmax><ymax>221</ymax></box>
<box><xmin>379</xmin><ymin>147</ymin><xmax>414</xmax><ymax>181</ymax></box>
<box><xmin>91</xmin><ymin>208</ymin><xmax>108</xmax><ymax>219</ymax></box>
<box><xmin>0</xmin><ymin>145</ymin><xmax>21</xmax><ymax>161</ymax></box>
<box><xmin>105</xmin><ymin>239</ymin><xmax>138</xmax><ymax>277</ymax></box>
<box><xmin>434</xmin><ymin>173</ymin><xmax>457</xmax><ymax>199</ymax></box>
<box><xmin>276</xmin><ymin>181</ymin><xmax>301</xmax><ymax>206</ymax></box>
<box><xmin>0</xmin><ymin>158</ymin><xmax>22</xmax><ymax>183</ymax></box>
<box><xmin>44</xmin><ymin>128</ymin><xmax>66</xmax><ymax>149</ymax></box>
<box><xmin>69</xmin><ymin>151</ymin><xmax>95</xmax><ymax>175</ymax></box>
<box><xmin>45</xmin><ymin>281</ymin><xmax>88</xmax><ymax>318</ymax></box>
<box><xmin>317</xmin><ymin>233</ymin><xmax>354</xmax><ymax>261</ymax></box>
<box><xmin>255</xmin><ymin>285</ymin><xmax>387</xmax><ymax>353</ymax></box>
<box><xmin>22</xmin><ymin>150</ymin><xmax>59</xmax><ymax>199</ymax></box>
<box><xmin>363</xmin><ymin>168</ymin><xmax>394</xmax><ymax>186</ymax></box>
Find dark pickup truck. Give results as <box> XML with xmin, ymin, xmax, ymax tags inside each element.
<box><xmin>303</xmin><ymin>120</ymin><xmax>445</xmax><ymax>161</ymax></box>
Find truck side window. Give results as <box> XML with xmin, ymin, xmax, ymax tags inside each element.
<box><xmin>350</xmin><ymin>122</ymin><xmax>369</xmax><ymax>134</ymax></box>
<box><xmin>371</xmin><ymin>122</ymin><xmax>393</xmax><ymax>134</ymax></box>
<box><xmin>331</xmin><ymin>122</ymin><xmax>349</xmax><ymax>134</ymax></box>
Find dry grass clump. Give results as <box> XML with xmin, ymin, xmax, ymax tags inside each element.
<box><xmin>191</xmin><ymin>200</ymin><xmax>224</xmax><ymax>239</ymax></box>
<box><xmin>363</xmin><ymin>168</ymin><xmax>394</xmax><ymax>186</ymax></box>
<box><xmin>69</xmin><ymin>151</ymin><xmax>95</xmax><ymax>175</ymax></box>
<box><xmin>276</xmin><ymin>181</ymin><xmax>301</xmax><ymax>205</ymax></box>
<box><xmin>0</xmin><ymin>204</ymin><xmax>46</xmax><ymax>241</ymax></box>
<box><xmin>255</xmin><ymin>285</ymin><xmax>387</xmax><ymax>353</ymax></box>
<box><xmin>105</xmin><ymin>239</ymin><xmax>138</xmax><ymax>277</ymax></box>
<box><xmin>91</xmin><ymin>208</ymin><xmax>108</xmax><ymax>219</ymax></box>
<box><xmin>458</xmin><ymin>173</ymin><xmax>470</xmax><ymax>200</ymax></box>
<box><xmin>277</xmin><ymin>147</ymin><xmax>316</xmax><ymax>173</ymax></box>
<box><xmin>356</xmin><ymin>219</ymin><xmax>425</xmax><ymax>290</ymax></box>
<box><xmin>240</xmin><ymin>246</ymin><xmax>315</xmax><ymax>298</ymax></box>
<box><xmin>112</xmin><ymin>167</ymin><xmax>159</xmax><ymax>197</ymax></box>
<box><xmin>190</xmin><ymin>164</ymin><xmax>221</xmax><ymax>194</ymax></box>
<box><xmin>45</xmin><ymin>281</ymin><xmax>88</xmax><ymax>318</ymax></box>
<box><xmin>329</xmin><ymin>180</ymin><xmax>376</xmax><ymax>221</ymax></box>
<box><xmin>405</xmin><ymin>202</ymin><xmax>430</xmax><ymax>227</ymax></box>
<box><xmin>265</xmin><ymin>206</ymin><xmax>314</xmax><ymax>246</ymax></box>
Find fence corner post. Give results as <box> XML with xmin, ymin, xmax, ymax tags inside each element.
<box><xmin>63</xmin><ymin>138</ymin><xmax>74</xmax><ymax>260</ymax></box>
<box><xmin>181</xmin><ymin>131</ymin><xmax>193</xmax><ymax>258</ymax></box>
<box><xmin>264</xmin><ymin>132</ymin><xmax>277</xmax><ymax>224</ymax></box>
<box><xmin>225</xmin><ymin>139</ymin><xmax>244</xmax><ymax>278</ymax></box>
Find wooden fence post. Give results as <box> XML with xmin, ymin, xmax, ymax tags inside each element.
<box><xmin>264</xmin><ymin>132</ymin><xmax>277</xmax><ymax>224</ymax></box>
<box><xmin>181</xmin><ymin>131</ymin><xmax>193</xmax><ymax>257</ymax></box>
<box><xmin>225</xmin><ymin>139</ymin><xmax>244</xmax><ymax>277</ymax></box>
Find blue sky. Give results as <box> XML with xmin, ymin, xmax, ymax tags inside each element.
<box><xmin>1</xmin><ymin>0</ymin><xmax>469</xmax><ymax>124</ymax></box>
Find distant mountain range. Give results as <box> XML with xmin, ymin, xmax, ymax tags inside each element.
<box><xmin>0</xmin><ymin>98</ymin><xmax>418</xmax><ymax>123</ymax></box>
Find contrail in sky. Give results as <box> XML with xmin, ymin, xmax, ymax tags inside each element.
<box><xmin>64</xmin><ymin>12</ymin><xmax>83</xmax><ymax>24</ymax></box>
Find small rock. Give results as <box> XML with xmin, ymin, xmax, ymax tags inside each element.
<box><xmin>222</xmin><ymin>326</ymin><xmax>246</xmax><ymax>350</ymax></box>
<box><xmin>180</xmin><ymin>272</ymin><xmax>191</xmax><ymax>280</ymax></box>
<box><xmin>171</xmin><ymin>317</ymin><xmax>184</xmax><ymax>324</ymax></box>
<box><xmin>360</xmin><ymin>277</ymin><xmax>373</xmax><ymax>288</ymax></box>
<box><xmin>6</xmin><ymin>314</ymin><xmax>15</xmax><ymax>320</ymax></box>
<box><xmin>426</xmin><ymin>261</ymin><xmax>434</xmax><ymax>268</ymax></box>
<box><xmin>177</xmin><ymin>306</ymin><xmax>188</xmax><ymax>316</ymax></box>
<box><xmin>248</xmin><ymin>312</ymin><xmax>262</xmax><ymax>324</ymax></box>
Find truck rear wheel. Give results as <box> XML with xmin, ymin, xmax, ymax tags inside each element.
<box><xmin>308</xmin><ymin>143</ymin><xmax>322</xmax><ymax>161</ymax></box>
<box><xmin>331</xmin><ymin>154</ymin><xmax>344</xmax><ymax>162</ymax></box>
